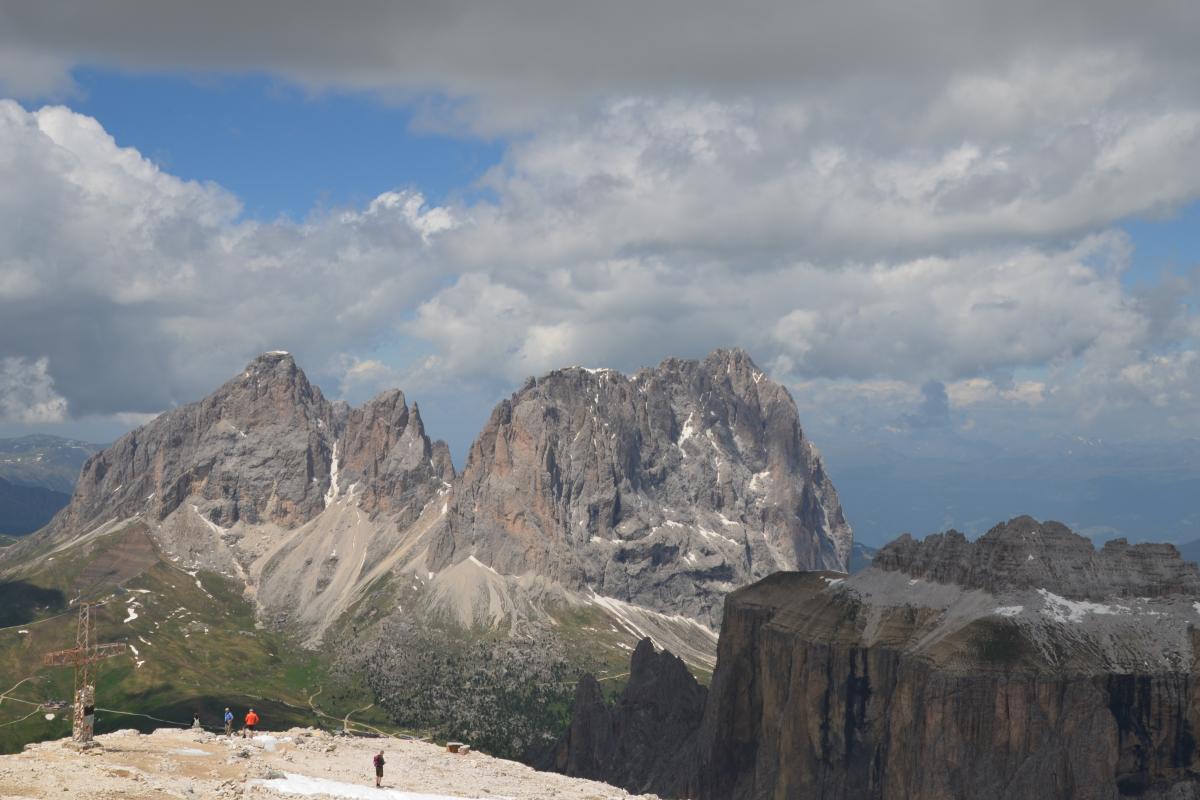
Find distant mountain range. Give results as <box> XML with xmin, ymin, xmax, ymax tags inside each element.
<box><xmin>829</xmin><ymin>431</ymin><xmax>1200</xmax><ymax>547</ymax></box>
<box><xmin>0</xmin><ymin>348</ymin><xmax>851</xmax><ymax>756</ymax></box>
<box><xmin>1176</xmin><ymin>538</ymin><xmax>1200</xmax><ymax>565</ymax></box>
<box><xmin>848</xmin><ymin>541</ymin><xmax>877</xmax><ymax>572</ymax></box>
<box><xmin>0</xmin><ymin>435</ymin><xmax>102</xmax><ymax>535</ymax></box>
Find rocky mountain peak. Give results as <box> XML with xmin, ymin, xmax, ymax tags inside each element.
<box><xmin>874</xmin><ymin>514</ymin><xmax>1200</xmax><ymax>600</ymax></box>
<box><xmin>336</xmin><ymin>389</ymin><xmax>454</xmax><ymax>520</ymax></box>
<box><xmin>429</xmin><ymin>348</ymin><xmax>852</xmax><ymax>626</ymax></box>
<box><xmin>41</xmin><ymin>352</ymin><xmax>455</xmax><ymax>546</ymax></box>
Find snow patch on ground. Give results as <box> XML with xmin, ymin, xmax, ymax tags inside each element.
<box><xmin>325</xmin><ymin>443</ymin><xmax>341</xmax><ymax>506</ymax></box>
<box><xmin>994</xmin><ymin>606</ymin><xmax>1024</xmax><ymax>617</ymax></box>
<box><xmin>466</xmin><ymin>555</ymin><xmax>499</xmax><ymax>575</ymax></box>
<box><xmin>676</xmin><ymin>412</ymin><xmax>697</xmax><ymax>456</ymax></box>
<box><xmin>697</xmin><ymin>527</ymin><xmax>738</xmax><ymax>546</ymax></box>
<box><xmin>1038</xmin><ymin>589</ymin><xmax>1128</xmax><ymax>623</ymax></box>
<box><xmin>253</xmin><ymin>774</ymin><xmax>486</xmax><ymax>799</ymax></box>
<box><xmin>251</xmin><ymin>734</ymin><xmax>293</xmax><ymax>752</ymax></box>
<box><xmin>184</xmin><ymin>569</ymin><xmax>214</xmax><ymax>598</ymax></box>
<box><xmin>123</xmin><ymin>604</ymin><xmax>139</xmax><ymax>623</ymax></box>
<box><xmin>192</xmin><ymin>504</ymin><xmax>228</xmax><ymax>536</ymax></box>
<box><xmin>172</xmin><ymin>748</ymin><xmax>208</xmax><ymax>756</ymax></box>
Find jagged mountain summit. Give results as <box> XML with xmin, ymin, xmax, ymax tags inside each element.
<box><xmin>428</xmin><ymin>349</ymin><xmax>851</xmax><ymax>626</ymax></box>
<box><xmin>43</xmin><ymin>351</ymin><xmax>452</xmax><ymax>538</ymax></box>
<box><xmin>556</xmin><ymin>516</ymin><xmax>1200</xmax><ymax>799</ymax></box>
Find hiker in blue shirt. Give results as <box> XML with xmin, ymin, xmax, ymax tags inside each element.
<box><xmin>224</xmin><ymin>708</ymin><xmax>234</xmax><ymax>736</ymax></box>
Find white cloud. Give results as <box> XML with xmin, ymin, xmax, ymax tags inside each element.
<box><xmin>336</xmin><ymin>356</ymin><xmax>403</xmax><ymax>399</ymax></box>
<box><xmin>448</xmin><ymin>97</ymin><xmax>1200</xmax><ymax>269</ymax></box>
<box><xmin>0</xmin><ymin>81</ymin><xmax>1199</xmax><ymax>456</ymax></box>
<box><xmin>0</xmin><ymin>99</ymin><xmax>454</xmax><ymax>416</ymax></box>
<box><xmin>947</xmin><ymin>378</ymin><xmax>1047</xmax><ymax>408</ymax></box>
<box><xmin>0</xmin><ymin>356</ymin><xmax>68</xmax><ymax>423</ymax></box>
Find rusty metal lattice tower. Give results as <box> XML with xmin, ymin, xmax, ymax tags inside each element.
<box><xmin>42</xmin><ymin>603</ymin><xmax>126</xmax><ymax>746</ymax></box>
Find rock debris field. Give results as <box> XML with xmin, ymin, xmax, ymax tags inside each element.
<box><xmin>0</xmin><ymin>727</ymin><xmax>661</xmax><ymax>800</ymax></box>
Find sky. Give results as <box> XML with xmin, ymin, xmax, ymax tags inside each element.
<box><xmin>0</xmin><ymin>2</ymin><xmax>1198</xmax><ymax>545</ymax></box>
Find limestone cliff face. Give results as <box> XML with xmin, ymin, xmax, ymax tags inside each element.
<box><xmin>428</xmin><ymin>348</ymin><xmax>852</xmax><ymax>625</ymax></box>
<box><xmin>337</xmin><ymin>392</ymin><xmax>455</xmax><ymax>525</ymax></box>
<box><xmin>557</xmin><ymin>517</ymin><xmax>1200</xmax><ymax>800</ymax></box>
<box><xmin>542</xmin><ymin>638</ymin><xmax>706</xmax><ymax>793</ymax></box>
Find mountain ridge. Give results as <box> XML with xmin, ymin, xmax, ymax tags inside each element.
<box><xmin>0</xmin><ymin>347</ymin><xmax>852</xmax><ymax>757</ymax></box>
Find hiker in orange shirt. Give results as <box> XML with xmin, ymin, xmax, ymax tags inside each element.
<box><xmin>243</xmin><ymin>708</ymin><xmax>260</xmax><ymax>738</ymax></box>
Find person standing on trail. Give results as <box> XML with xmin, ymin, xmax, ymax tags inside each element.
<box><xmin>243</xmin><ymin>707</ymin><xmax>259</xmax><ymax>738</ymax></box>
<box><xmin>192</xmin><ymin>711</ymin><xmax>202</xmax><ymax>730</ymax></box>
<box><xmin>224</xmin><ymin>708</ymin><xmax>234</xmax><ymax>736</ymax></box>
<box><xmin>373</xmin><ymin>750</ymin><xmax>386</xmax><ymax>788</ymax></box>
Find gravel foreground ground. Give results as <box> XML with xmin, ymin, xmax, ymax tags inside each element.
<box><xmin>0</xmin><ymin>727</ymin><xmax>662</xmax><ymax>800</ymax></box>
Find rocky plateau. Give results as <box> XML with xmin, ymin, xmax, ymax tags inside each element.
<box><xmin>553</xmin><ymin>516</ymin><xmax>1200</xmax><ymax>799</ymax></box>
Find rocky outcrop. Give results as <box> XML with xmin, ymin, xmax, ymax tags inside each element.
<box><xmin>560</xmin><ymin>516</ymin><xmax>1200</xmax><ymax>799</ymax></box>
<box><xmin>337</xmin><ymin>392</ymin><xmax>454</xmax><ymax>525</ymax></box>
<box><xmin>543</xmin><ymin>639</ymin><xmax>706</xmax><ymax>792</ymax></box>
<box><xmin>429</xmin><ymin>348</ymin><xmax>851</xmax><ymax>626</ymax></box>
<box><xmin>874</xmin><ymin>516</ymin><xmax>1200</xmax><ymax>600</ymax></box>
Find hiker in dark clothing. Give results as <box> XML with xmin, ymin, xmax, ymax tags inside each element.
<box><xmin>224</xmin><ymin>708</ymin><xmax>234</xmax><ymax>736</ymax></box>
<box><xmin>373</xmin><ymin>750</ymin><xmax>385</xmax><ymax>787</ymax></box>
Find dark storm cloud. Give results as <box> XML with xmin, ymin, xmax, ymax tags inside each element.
<box><xmin>1</xmin><ymin>1</ymin><xmax>1198</xmax><ymax>114</ymax></box>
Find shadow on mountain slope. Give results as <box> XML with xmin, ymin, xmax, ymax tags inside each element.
<box><xmin>0</xmin><ymin>581</ymin><xmax>66</xmax><ymax>627</ymax></box>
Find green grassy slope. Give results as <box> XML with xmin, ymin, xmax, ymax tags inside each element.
<box><xmin>0</xmin><ymin>522</ymin><xmax>393</xmax><ymax>753</ymax></box>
